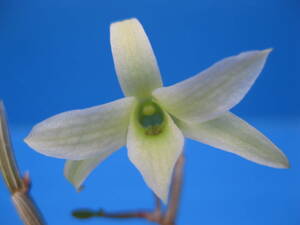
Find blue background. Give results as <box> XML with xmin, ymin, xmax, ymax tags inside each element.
<box><xmin>0</xmin><ymin>0</ymin><xmax>299</xmax><ymax>224</ymax></box>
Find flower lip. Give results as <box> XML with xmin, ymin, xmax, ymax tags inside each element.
<box><xmin>137</xmin><ymin>100</ymin><xmax>165</xmax><ymax>136</ymax></box>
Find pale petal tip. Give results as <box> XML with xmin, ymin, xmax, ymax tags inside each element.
<box><xmin>268</xmin><ymin>151</ymin><xmax>290</xmax><ymax>169</ymax></box>
<box><xmin>261</xmin><ymin>48</ymin><xmax>273</xmax><ymax>55</ymax></box>
<box><xmin>23</xmin><ymin>133</ymin><xmax>33</xmax><ymax>147</ymax></box>
<box><xmin>24</xmin><ymin>130</ymin><xmax>38</xmax><ymax>152</ymax></box>
<box><xmin>160</xmin><ymin>194</ymin><xmax>168</xmax><ymax>205</ymax></box>
<box><xmin>274</xmin><ymin>146</ymin><xmax>290</xmax><ymax>169</ymax></box>
<box><xmin>64</xmin><ymin>171</ymin><xmax>83</xmax><ymax>191</ymax></box>
<box><xmin>110</xmin><ymin>18</ymin><xmax>139</xmax><ymax>28</ymax></box>
<box><xmin>283</xmin><ymin>161</ymin><xmax>290</xmax><ymax>169</ymax></box>
<box><xmin>71</xmin><ymin>180</ymin><xmax>83</xmax><ymax>192</ymax></box>
<box><xmin>151</xmin><ymin>191</ymin><xmax>168</xmax><ymax>204</ymax></box>
<box><xmin>277</xmin><ymin>156</ymin><xmax>290</xmax><ymax>169</ymax></box>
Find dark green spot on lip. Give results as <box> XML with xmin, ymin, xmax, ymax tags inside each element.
<box><xmin>137</xmin><ymin>101</ymin><xmax>165</xmax><ymax>136</ymax></box>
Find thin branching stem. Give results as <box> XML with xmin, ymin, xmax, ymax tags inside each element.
<box><xmin>97</xmin><ymin>210</ymin><xmax>150</xmax><ymax>219</ymax></box>
<box><xmin>73</xmin><ymin>153</ymin><xmax>185</xmax><ymax>225</ymax></box>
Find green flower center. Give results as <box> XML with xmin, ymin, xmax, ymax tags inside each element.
<box><xmin>138</xmin><ymin>101</ymin><xmax>165</xmax><ymax>135</ymax></box>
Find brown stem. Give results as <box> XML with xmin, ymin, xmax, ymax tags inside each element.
<box><xmin>74</xmin><ymin>153</ymin><xmax>185</xmax><ymax>225</ymax></box>
<box><xmin>0</xmin><ymin>101</ymin><xmax>46</xmax><ymax>225</ymax></box>
<box><xmin>163</xmin><ymin>154</ymin><xmax>185</xmax><ymax>225</ymax></box>
<box><xmin>0</xmin><ymin>101</ymin><xmax>23</xmax><ymax>192</ymax></box>
<box><xmin>87</xmin><ymin>209</ymin><xmax>161</xmax><ymax>223</ymax></box>
<box><xmin>153</xmin><ymin>194</ymin><xmax>162</xmax><ymax>221</ymax></box>
<box><xmin>97</xmin><ymin>210</ymin><xmax>151</xmax><ymax>219</ymax></box>
<box><xmin>12</xmin><ymin>192</ymin><xmax>45</xmax><ymax>225</ymax></box>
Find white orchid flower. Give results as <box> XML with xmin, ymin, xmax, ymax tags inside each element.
<box><xmin>24</xmin><ymin>18</ymin><xmax>289</xmax><ymax>203</ymax></box>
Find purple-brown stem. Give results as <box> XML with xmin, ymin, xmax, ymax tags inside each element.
<box><xmin>78</xmin><ymin>153</ymin><xmax>185</xmax><ymax>225</ymax></box>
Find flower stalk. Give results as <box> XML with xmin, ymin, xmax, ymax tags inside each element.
<box><xmin>0</xmin><ymin>101</ymin><xmax>45</xmax><ymax>225</ymax></box>
<box><xmin>163</xmin><ymin>154</ymin><xmax>185</xmax><ymax>225</ymax></box>
<box><xmin>0</xmin><ymin>101</ymin><xmax>24</xmax><ymax>192</ymax></box>
<box><xmin>73</xmin><ymin>154</ymin><xmax>185</xmax><ymax>225</ymax></box>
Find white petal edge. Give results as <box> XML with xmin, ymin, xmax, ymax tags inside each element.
<box><xmin>64</xmin><ymin>150</ymin><xmax>113</xmax><ymax>190</ymax></box>
<box><xmin>177</xmin><ymin>112</ymin><xmax>289</xmax><ymax>168</ymax></box>
<box><xmin>127</xmin><ymin>110</ymin><xmax>184</xmax><ymax>203</ymax></box>
<box><xmin>153</xmin><ymin>49</ymin><xmax>272</xmax><ymax>123</ymax></box>
<box><xmin>25</xmin><ymin>97</ymin><xmax>136</xmax><ymax>160</ymax></box>
<box><xmin>110</xmin><ymin>18</ymin><xmax>162</xmax><ymax>98</ymax></box>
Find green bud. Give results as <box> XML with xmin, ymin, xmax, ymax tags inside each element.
<box><xmin>72</xmin><ymin>209</ymin><xmax>97</xmax><ymax>219</ymax></box>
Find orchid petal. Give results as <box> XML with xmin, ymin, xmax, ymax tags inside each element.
<box><xmin>110</xmin><ymin>18</ymin><xmax>162</xmax><ymax>98</ymax></box>
<box><xmin>64</xmin><ymin>150</ymin><xmax>112</xmax><ymax>190</ymax></box>
<box><xmin>153</xmin><ymin>50</ymin><xmax>271</xmax><ymax>123</ymax></box>
<box><xmin>25</xmin><ymin>97</ymin><xmax>135</xmax><ymax>160</ymax></box>
<box><xmin>177</xmin><ymin>112</ymin><xmax>289</xmax><ymax>168</ymax></box>
<box><xmin>127</xmin><ymin>109</ymin><xmax>184</xmax><ymax>202</ymax></box>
